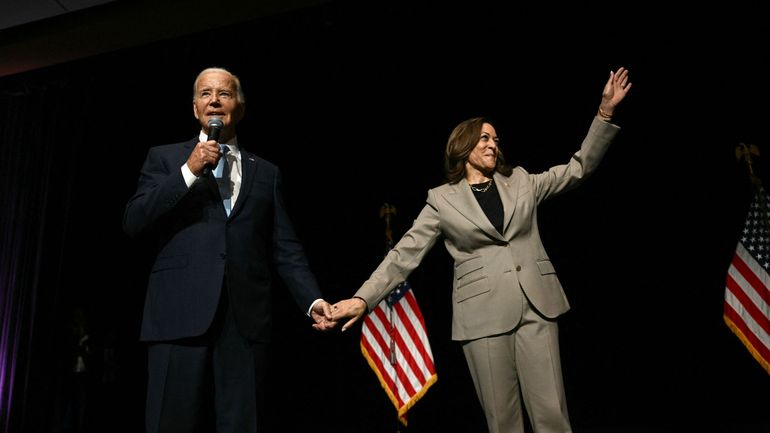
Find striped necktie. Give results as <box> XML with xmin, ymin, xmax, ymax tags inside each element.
<box><xmin>213</xmin><ymin>144</ymin><xmax>231</xmax><ymax>216</ymax></box>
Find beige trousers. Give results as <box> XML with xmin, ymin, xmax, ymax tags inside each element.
<box><xmin>462</xmin><ymin>291</ymin><xmax>571</xmax><ymax>433</ymax></box>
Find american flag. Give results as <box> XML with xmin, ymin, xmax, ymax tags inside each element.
<box><xmin>724</xmin><ymin>185</ymin><xmax>770</xmax><ymax>374</ymax></box>
<box><xmin>361</xmin><ymin>278</ymin><xmax>437</xmax><ymax>426</ymax></box>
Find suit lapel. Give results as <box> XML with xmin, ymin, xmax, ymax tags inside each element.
<box><xmin>443</xmin><ymin>179</ymin><xmax>506</xmax><ymax>242</ymax></box>
<box><xmin>495</xmin><ymin>171</ymin><xmax>518</xmax><ymax>237</ymax></box>
<box><xmin>229</xmin><ymin>149</ymin><xmax>258</xmax><ymax>217</ymax></box>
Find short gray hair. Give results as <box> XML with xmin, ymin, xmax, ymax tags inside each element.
<box><xmin>192</xmin><ymin>67</ymin><xmax>246</xmax><ymax>103</ymax></box>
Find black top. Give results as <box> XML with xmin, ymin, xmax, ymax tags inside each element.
<box><xmin>470</xmin><ymin>180</ymin><xmax>504</xmax><ymax>234</ymax></box>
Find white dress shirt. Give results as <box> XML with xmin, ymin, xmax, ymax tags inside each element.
<box><xmin>181</xmin><ymin>133</ymin><xmax>323</xmax><ymax>316</ymax></box>
<box><xmin>182</xmin><ymin>132</ymin><xmax>241</xmax><ymax>207</ymax></box>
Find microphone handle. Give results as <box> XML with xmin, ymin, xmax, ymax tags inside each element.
<box><xmin>200</xmin><ymin>128</ymin><xmax>222</xmax><ymax>176</ymax></box>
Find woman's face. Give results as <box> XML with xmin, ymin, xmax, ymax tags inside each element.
<box><xmin>466</xmin><ymin>122</ymin><xmax>499</xmax><ymax>176</ymax></box>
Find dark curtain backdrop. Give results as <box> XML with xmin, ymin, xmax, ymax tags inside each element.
<box><xmin>1</xmin><ymin>2</ymin><xmax>770</xmax><ymax>433</ymax></box>
<box><xmin>0</xmin><ymin>77</ymin><xmax>83</xmax><ymax>432</ymax></box>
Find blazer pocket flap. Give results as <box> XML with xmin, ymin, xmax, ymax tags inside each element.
<box><xmin>456</xmin><ymin>279</ymin><xmax>490</xmax><ymax>302</ymax></box>
<box><xmin>151</xmin><ymin>254</ymin><xmax>188</xmax><ymax>272</ymax></box>
<box><xmin>536</xmin><ymin>260</ymin><xmax>556</xmax><ymax>275</ymax></box>
<box><xmin>455</xmin><ymin>255</ymin><xmax>483</xmax><ymax>279</ymax></box>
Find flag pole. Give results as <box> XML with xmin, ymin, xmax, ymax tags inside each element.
<box><xmin>380</xmin><ymin>203</ymin><xmax>402</xmax><ymax>433</ymax></box>
<box><xmin>380</xmin><ymin>202</ymin><xmax>396</xmax><ymax>246</ymax></box>
<box><xmin>736</xmin><ymin>143</ymin><xmax>769</xmax><ymax>230</ymax></box>
<box><xmin>735</xmin><ymin>142</ymin><xmax>761</xmax><ymax>187</ymax></box>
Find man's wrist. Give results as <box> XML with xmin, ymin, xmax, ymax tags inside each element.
<box><xmin>307</xmin><ymin>298</ymin><xmax>324</xmax><ymax>316</ymax></box>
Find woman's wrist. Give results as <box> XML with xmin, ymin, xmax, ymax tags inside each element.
<box><xmin>597</xmin><ymin>107</ymin><xmax>613</xmax><ymax>122</ymax></box>
<box><xmin>354</xmin><ymin>296</ymin><xmax>368</xmax><ymax>312</ymax></box>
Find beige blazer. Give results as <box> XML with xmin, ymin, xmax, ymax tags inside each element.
<box><xmin>355</xmin><ymin>117</ymin><xmax>620</xmax><ymax>341</ymax></box>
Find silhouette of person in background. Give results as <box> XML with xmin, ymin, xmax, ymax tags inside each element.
<box><xmin>53</xmin><ymin>304</ymin><xmax>93</xmax><ymax>433</ymax></box>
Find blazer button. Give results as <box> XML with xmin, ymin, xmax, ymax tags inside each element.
<box><xmin>515</xmin><ymin>265</ymin><xmax>522</xmax><ymax>272</ymax></box>
<box><xmin>219</xmin><ymin>253</ymin><xmax>227</xmax><ymax>260</ymax></box>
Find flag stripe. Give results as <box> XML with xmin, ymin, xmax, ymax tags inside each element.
<box><xmin>362</xmin><ymin>320</ymin><xmax>400</xmax><ymax>402</ymax></box>
<box><xmin>724</xmin><ymin>186</ymin><xmax>770</xmax><ymax>375</ymax></box>
<box><xmin>726</xmin><ymin>258</ymin><xmax>770</xmax><ymax>339</ymax></box>
<box><xmin>393</xmin><ymin>349</ymin><xmax>417</xmax><ymax>399</ymax></box>
<box><xmin>361</xmin><ymin>282</ymin><xmax>437</xmax><ymax>426</ymax></box>
<box><xmin>724</xmin><ymin>301</ymin><xmax>770</xmax><ymax>365</ymax></box>
<box><xmin>725</xmin><ymin>276</ymin><xmax>770</xmax><ymax>353</ymax></box>
<box><xmin>377</xmin><ymin>303</ymin><xmax>418</xmax><ymax>403</ymax></box>
<box><xmin>392</xmin><ymin>302</ymin><xmax>429</xmax><ymax>382</ymax></box>
<box><xmin>403</xmin><ymin>291</ymin><xmax>436</xmax><ymax>372</ymax></box>
<box><xmin>361</xmin><ymin>331</ymin><xmax>401</xmax><ymax>404</ymax></box>
<box><xmin>368</xmin><ymin>303</ymin><xmax>414</xmax><ymax>404</ymax></box>
<box><xmin>390</xmin><ymin>321</ymin><xmax>424</xmax><ymax>396</ymax></box>
<box><xmin>731</xmin><ymin>246</ymin><xmax>770</xmax><ymax>313</ymax></box>
<box><xmin>363</xmin><ymin>309</ymin><xmax>401</xmax><ymax>402</ymax></box>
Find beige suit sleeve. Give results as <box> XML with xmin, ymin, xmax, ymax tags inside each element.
<box><xmin>530</xmin><ymin>116</ymin><xmax>620</xmax><ymax>203</ymax></box>
<box><xmin>354</xmin><ymin>190</ymin><xmax>443</xmax><ymax>309</ymax></box>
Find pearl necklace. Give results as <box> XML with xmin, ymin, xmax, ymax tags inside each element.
<box><xmin>470</xmin><ymin>179</ymin><xmax>493</xmax><ymax>193</ymax></box>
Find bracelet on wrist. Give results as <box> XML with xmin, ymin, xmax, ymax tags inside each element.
<box><xmin>598</xmin><ymin>107</ymin><xmax>613</xmax><ymax>120</ymax></box>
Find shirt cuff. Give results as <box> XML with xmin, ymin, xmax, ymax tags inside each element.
<box><xmin>181</xmin><ymin>163</ymin><xmax>198</xmax><ymax>187</ymax></box>
<box><xmin>307</xmin><ymin>298</ymin><xmax>324</xmax><ymax>316</ymax></box>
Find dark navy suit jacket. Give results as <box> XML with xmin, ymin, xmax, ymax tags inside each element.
<box><xmin>124</xmin><ymin>137</ymin><xmax>321</xmax><ymax>342</ymax></box>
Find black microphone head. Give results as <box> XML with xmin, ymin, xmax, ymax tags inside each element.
<box><xmin>207</xmin><ymin>117</ymin><xmax>224</xmax><ymax>142</ymax></box>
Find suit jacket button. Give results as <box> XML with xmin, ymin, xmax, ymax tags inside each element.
<box><xmin>515</xmin><ymin>265</ymin><xmax>522</xmax><ymax>272</ymax></box>
<box><xmin>219</xmin><ymin>253</ymin><xmax>226</xmax><ymax>260</ymax></box>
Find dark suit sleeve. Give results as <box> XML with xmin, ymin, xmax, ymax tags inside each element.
<box><xmin>270</xmin><ymin>168</ymin><xmax>323</xmax><ymax>312</ymax></box>
<box><xmin>123</xmin><ymin>145</ymin><xmax>191</xmax><ymax>237</ymax></box>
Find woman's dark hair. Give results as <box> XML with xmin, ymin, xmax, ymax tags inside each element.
<box><xmin>444</xmin><ymin>116</ymin><xmax>512</xmax><ymax>184</ymax></box>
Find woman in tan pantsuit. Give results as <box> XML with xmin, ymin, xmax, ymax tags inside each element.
<box><xmin>331</xmin><ymin>67</ymin><xmax>632</xmax><ymax>433</ymax></box>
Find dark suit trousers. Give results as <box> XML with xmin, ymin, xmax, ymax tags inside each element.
<box><xmin>145</xmin><ymin>289</ymin><xmax>268</xmax><ymax>433</ymax></box>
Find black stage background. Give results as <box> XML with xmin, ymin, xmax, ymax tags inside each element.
<box><xmin>2</xmin><ymin>1</ymin><xmax>769</xmax><ymax>432</ymax></box>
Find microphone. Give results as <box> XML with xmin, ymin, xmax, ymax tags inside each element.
<box><xmin>202</xmin><ymin>117</ymin><xmax>224</xmax><ymax>176</ymax></box>
<box><xmin>207</xmin><ymin>117</ymin><xmax>223</xmax><ymax>142</ymax></box>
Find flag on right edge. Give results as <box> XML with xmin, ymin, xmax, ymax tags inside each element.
<box><xmin>724</xmin><ymin>184</ymin><xmax>770</xmax><ymax>374</ymax></box>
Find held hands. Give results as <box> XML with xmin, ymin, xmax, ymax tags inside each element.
<box><xmin>597</xmin><ymin>66</ymin><xmax>632</xmax><ymax>121</ymax></box>
<box><xmin>330</xmin><ymin>298</ymin><xmax>368</xmax><ymax>332</ymax></box>
<box><xmin>309</xmin><ymin>297</ymin><xmax>367</xmax><ymax>332</ymax></box>
<box><xmin>310</xmin><ymin>300</ymin><xmax>337</xmax><ymax>331</ymax></box>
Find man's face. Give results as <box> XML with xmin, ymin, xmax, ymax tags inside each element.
<box><xmin>192</xmin><ymin>71</ymin><xmax>244</xmax><ymax>139</ymax></box>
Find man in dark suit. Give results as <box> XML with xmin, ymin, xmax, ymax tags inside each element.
<box><xmin>123</xmin><ymin>67</ymin><xmax>336</xmax><ymax>433</ymax></box>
